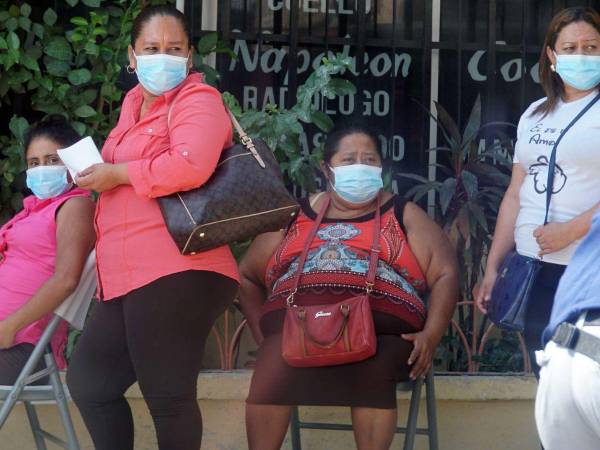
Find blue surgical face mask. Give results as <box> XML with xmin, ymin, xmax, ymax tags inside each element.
<box><xmin>554</xmin><ymin>52</ymin><xmax>600</xmax><ymax>91</ymax></box>
<box><xmin>26</xmin><ymin>165</ymin><xmax>71</xmax><ymax>200</ymax></box>
<box><xmin>329</xmin><ymin>164</ymin><xmax>383</xmax><ymax>204</ymax></box>
<box><xmin>133</xmin><ymin>51</ymin><xmax>189</xmax><ymax>96</ymax></box>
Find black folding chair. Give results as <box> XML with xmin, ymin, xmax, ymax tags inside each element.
<box><xmin>289</xmin><ymin>368</ymin><xmax>438</xmax><ymax>450</ymax></box>
<box><xmin>0</xmin><ymin>251</ymin><xmax>96</xmax><ymax>450</ymax></box>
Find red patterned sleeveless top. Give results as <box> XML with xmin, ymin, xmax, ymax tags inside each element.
<box><xmin>263</xmin><ymin>195</ymin><xmax>427</xmax><ymax>331</ymax></box>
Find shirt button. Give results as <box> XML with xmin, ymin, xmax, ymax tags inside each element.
<box><xmin>182</xmin><ymin>151</ymin><xmax>189</xmax><ymax>156</ymax></box>
<box><xmin>147</xmin><ymin>128</ymin><xmax>153</xmax><ymax>133</ymax></box>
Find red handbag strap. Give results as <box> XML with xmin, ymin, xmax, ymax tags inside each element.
<box><xmin>285</xmin><ymin>195</ymin><xmax>330</xmax><ymax>306</ymax></box>
<box><xmin>286</xmin><ymin>191</ymin><xmax>382</xmax><ymax>306</ymax></box>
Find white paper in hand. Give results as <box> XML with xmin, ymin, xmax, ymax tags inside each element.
<box><xmin>57</xmin><ymin>136</ymin><xmax>104</xmax><ymax>181</ymax></box>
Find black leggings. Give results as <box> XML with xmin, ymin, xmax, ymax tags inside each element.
<box><xmin>66</xmin><ymin>270</ymin><xmax>238</xmax><ymax>450</ymax></box>
<box><xmin>523</xmin><ymin>262</ymin><xmax>566</xmax><ymax>379</ymax></box>
<box><xmin>0</xmin><ymin>343</ymin><xmax>46</xmax><ymax>385</ymax></box>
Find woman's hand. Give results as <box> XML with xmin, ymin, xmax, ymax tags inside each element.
<box><xmin>475</xmin><ymin>269</ymin><xmax>498</xmax><ymax>314</ymax></box>
<box><xmin>400</xmin><ymin>201</ymin><xmax>459</xmax><ymax>381</ymax></box>
<box><xmin>402</xmin><ymin>330</ymin><xmax>436</xmax><ymax>380</ymax></box>
<box><xmin>533</xmin><ymin>222</ymin><xmax>576</xmax><ymax>256</ymax></box>
<box><xmin>76</xmin><ymin>163</ymin><xmax>130</xmax><ymax>193</ymax></box>
<box><xmin>0</xmin><ymin>319</ymin><xmax>17</xmax><ymax>349</ymax></box>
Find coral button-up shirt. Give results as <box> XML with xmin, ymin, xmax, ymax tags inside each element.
<box><xmin>95</xmin><ymin>73</ymin><xmax>239</xmax><ymax>300</ymax></box>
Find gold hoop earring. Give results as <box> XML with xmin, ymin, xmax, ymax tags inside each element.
<box><xmin>126</xmin><ymin>65</ymin><xmax>135</xmax><ymax>74</ymax></box>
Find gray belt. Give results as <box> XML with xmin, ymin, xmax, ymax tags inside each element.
<box><xmin>552</xmin><ymin>320</ymin><xmax>600</xmax><ymax>365</ymax></box>
<box><xmin>584</xmin><ymin>309</ymin><xmax>600</xmax><ymax>326</ymax></box>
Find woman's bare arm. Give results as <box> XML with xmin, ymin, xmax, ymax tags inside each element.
<box><xmin>401</xmin><ymin>202</ymin><xmax>460</xmax><ymax>379</ymax></box>
<box><xmin>238</xmin><ymin>231</ymin><xmax>286</xmax><ymax>345</ymax></box>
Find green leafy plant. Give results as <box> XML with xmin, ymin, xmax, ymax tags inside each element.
<box><xmin>0</xmin><ymin>116</ymin><xmax>28</xmax><ymax>223</ymax></box>
<box><xmin>401</xmin><ymin>96</ymin><xmax>519</xmax><ymax>372</ymax></box>
<box><xmin>223</xmin><ymin>54</ymin><xmax>356</xmax><ymax>192</ymax></box>
<box><xmin>402</xmin><ymin>96</ymin><xmax>513</xmax><ymax>291</ymax></box>
<box><xmin>193</xmin><ymin>32</ymin><xmax>236</xmax><ymax>86</ymax></box>
<box><xmin>0</xmin><ymin>0</ymin><xmax>144</xmax><ymax>220</ymax></box>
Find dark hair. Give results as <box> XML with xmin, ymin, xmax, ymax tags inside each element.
<box><xmin>23</xmin><ymin>116</ymin><xmax>81</xmax><ymax>156</ymax></box>
<box><xmin>533</xmin><ymin>6</ymin><xmax>600</xmax><ymax>117</ymax></box>
<box><xmin>323</xmin><ymin>125</ymin><xmax>382</xmax><ymax>165</ymax></box>
<box><xmin>131</xmin><ymin>5</ymin><xmax>191</xmax><ymax>48</ymax></box>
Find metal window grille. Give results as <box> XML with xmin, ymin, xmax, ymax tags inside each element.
<box><xmin>186</xmin><ymin>0</ymin><xmax>599</xmax><ymax>194</ymax></box>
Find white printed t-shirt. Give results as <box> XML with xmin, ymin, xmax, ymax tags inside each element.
<box><xmin>514</xmin><ymin>90</ymin><xmax>600</xmax><ymax>265</ymax></box>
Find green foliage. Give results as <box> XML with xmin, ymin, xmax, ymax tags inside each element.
<box><xmin>224</xmin><ymin>54</ymin><xmax>356</xmax><ymax>192</ymax></box>
<box><xmin>0</xmin><ymin>0</ymin><xmax>229</xmax><ymax>222</ymax></box>
<box><xmin>477</xmin><ymin>332</ymin><xmax>525</xmax><ymax>372</ymax></box>
<box><xmin>0</xmin><ymin>0</ymin><xmax>142</xmax><ymax>220</ymax></box>
<box><xmin>193</xmin><ymin>33</ymin><xmax>236</xmax><ymax>86</ymax></box>
<box><xmin>402</xmin><ymin>96</ymin><xmax>520</xmax><ymax>372</ymax></box>
<box><xmin>402</xmin><ymin>96</ymin><xmax>513</xmax><ymax>292</ymax></box>
<box><xmin>0</xmin><ymin>116</ymin><xmax>28</xmax><ymax>223</ymax></box>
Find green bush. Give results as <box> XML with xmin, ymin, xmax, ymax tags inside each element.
<box><xmin>0</xmin><ymin>0</ymin><xmax>143</xmax><ymax>222</ymax></box>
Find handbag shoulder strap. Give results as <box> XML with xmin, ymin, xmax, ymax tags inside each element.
<box><xmin>285</xmin><ymin>194</ymin><xmax>330</xmax><ymax>306</ymax></box>
<box><xmin>286</xmin><ymin>192</ymin><xmax>383</xmax><ymax>306</ymax></box>
<box><xmin>309</xmin><ymin>192</ymin><xmax>326</xmax><ymax>208</ymax></box>
<box><xmin>544</xmin><ymin>91</ymin><xmax>600</xmax><ymax>225</ymax></box>
<box><xmin>166</xmin><ymin>90</ymin><xmax>266</xmax><ymax>168</ymax></box>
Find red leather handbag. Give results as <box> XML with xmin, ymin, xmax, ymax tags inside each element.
<box><xmin>281</xmin><ymin>194</ymin><xmax>379</xmax><ymax>368</ymax></box>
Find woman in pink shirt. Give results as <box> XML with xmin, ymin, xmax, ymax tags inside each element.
<box><xmin>0</xmin><ymin>118</ymin><xmax>95</xmax><ymax>383</ymax></box>
<box><xmin>66</xmin><ymin>6</ymin><xmax>239</xmax><ymax>450</ymax></box>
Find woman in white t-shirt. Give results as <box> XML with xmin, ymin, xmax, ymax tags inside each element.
<box><xmin>476</xmin><ymin>6</ymin><xmax>600</xmax><ymax>378</ymax></box>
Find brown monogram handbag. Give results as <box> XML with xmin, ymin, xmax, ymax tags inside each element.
<box><xmin>281</xmin><ymin>194</ymin><xmax>379</xmax><ymax>368</ymax></box>
<box><xmin>158</xmin><ymin>101</ymin><xmax>299</xmax><ymax>255</ymax></box>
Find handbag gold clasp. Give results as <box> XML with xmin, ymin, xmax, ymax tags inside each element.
<box><xmin>240</xmin><ymin>135</ymin><xmax>253</xmax><ymax>147</ymax></box>
<box><xmin>240</xmin><ymin>134</ymin><xmax>266</xmax><ymax>168</ymax></box>
<box><xmin>365</xmin><ymin>281</ymin><xmax>374</xmax><ymax>294</ymax></box>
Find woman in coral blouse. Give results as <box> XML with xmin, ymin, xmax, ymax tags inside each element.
<box><xmin>66</xmin><ymin>6</ymin><xmax>239</xmax><ymax>450</ymax></box>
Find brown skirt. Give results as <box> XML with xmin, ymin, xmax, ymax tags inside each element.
<box><xmin>246</xmin><ymin>310</ymin><xmax>417</xmax><ymax>409</ymax></box>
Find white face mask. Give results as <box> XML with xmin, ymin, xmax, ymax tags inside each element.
<box><xmin>329</xmin><ymin>164</ymin><xmax>383</xmax><ymax>204</ymax></box>
<box><xmin>26</xmin><ymin>165</ymin><xmax>72</xmax><ymax>199</ymax></box>
<box><xmin>554</xmin><ymin>51</ymin><xmax>600</xmax><ymax>91</ymax></box>
<box><xmin>133</xmin><ymin>51</ymin><xmax>189</xmax><ymax>96</ymax></box>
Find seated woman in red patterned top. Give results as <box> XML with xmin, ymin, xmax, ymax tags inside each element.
<box><xmin>239</xmin><ymin>125</ymin><xmax>459</xmax><ymax>450</ymax></box>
